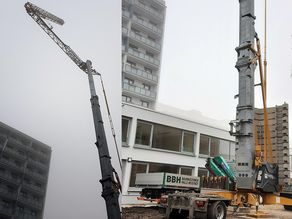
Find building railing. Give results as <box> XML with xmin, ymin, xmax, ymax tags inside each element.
<box><xmin>123</xmin><ymin>83</ymin><xmax>156</xmax><ymax>99</ymax></box>
<box><xmin>128</xmin><ymin>48</ymin><xmax>160</xmax><ymax>66</ymax></box>
<box><xmin>122</xmin><ymin>10</ymin><xmax>130</xmax><ymax>18</ymax></box>
<box><xmin>0</xmin><ymin>145</ymin><xmax>26</xmax><ymax>160</ymax></box>
<box><xmin>0</xmin><ymin>186</ymin><xmax>17</xmax><ymax>199</ymax></box>
<box><xmin>8</xmin><ymin>138</ymin><xmax>50</xmax><ymax>160</ymax></box>
<box><xmin>0</xmin><ymin>171</ymin><xmax>21</xmax><ymax>184</ymax></box>
<box><xmin>18</xmin><ymin>195</ymin><xmax>42</xmax><ymax>209</ymax></box>
<box><xmin>26</xmin><ymin>169</ymin><xmax>47</xmax><ymax>182</ymax></box>
<box><xmin>124</xmin><ymin>64</ymin><xmax>158</xmax><ymax>83</ymax></box>
<box><xmin>122</xmin><ymin>27</ymin><xmax>128</xmax><ymax>35</ymax></box>
<box><xmin>129</xmin><ymin>31</ymin><xmax>161</xmax><ymax>50</ymax></box>
<box><xmin>0</xmin><ymin>158</ymin><xmax>24</xmax><ymax>171</ymax></box>
<box><xmin>14</xmin><ymin>213</ymin><xmax>38</xmax><ymax>219</ymax></box>
<box><xmin>28</xmin><ymin>158</ymin><xmax>48</xmax><ymax>171</ymax></box>
<box><xmin>23</xmin><ymin>182</ymin><xmax>45</xmax><ymax>194</ymax></box>
<box><xmin>134</xmin><ymin>1</ymin><xmax>164</xmax><ymax>20</ymax></box>
<box><xmin>0</xmin><ymin>205</ymin><xmax>12</xmax><ymax>215</ymax></box>
<box><xmin>132</xmin><ymin>15</ymin><xmax>162</xmax><ymax>35</ymax></box>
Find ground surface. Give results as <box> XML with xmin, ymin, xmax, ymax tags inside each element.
<box><xmin>122</xmin><ymin>205</ymin><xmax>292</xmax><ymax>219</ymax></box>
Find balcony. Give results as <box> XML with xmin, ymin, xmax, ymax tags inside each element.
<box><xmin>0</xmin><ymin>187</ymin><xmax>17</xmax><ymax>199</ymax></box>
<box><xmin>0</xmin><ymin>171</ymin><xmax>20</xmax><ymax>184</ymax></box>
<box><xmin>26</xmin><ymin>169</ymin><xmax>47</xmax><ymax>182</ymax></box>
<box><xmin>0</xmin><ymin>206</ymin><xmax>12</xmax><ymax>216</ymax></box>
<box><xmin>122</xmin><ymin>10</ymin><xmax>130</xmax><ymax>19</ymax></box>
<box><xmin>128</xmin><ymin>48</ymin><xmax>160</xmax><ymax>67</ymax></box>
<box><xmin>18</xmin><ymin>195</ymin><xmax>42</xmax><ymax>210</ymax></box>
<box><xmin>8</xmin><ymin>138</ymin><xmax>50</xmax><ymax>160</ymax></box>
<box><xmin>23</xmin><ymin>183</ymin><xmax>45</xmax><ymax>194</ymax></box>
<box><xmin>122</xmin><ymin>27</ymin><xmax>128</xmax><ymax>35</ymax></box>
<box><xmin>124</xmin><ymin>64</ymin><xmax>158</xmax><ymax>84</ymax></box>
<box><xmin>132</xmin><ymin>15</ymin><xmax>162</xmax><ymax>36</ymax></box>
<box><xmin>133</xmin><ymin>1</ymin><xmax>164</xmax><ymax>20</ymax></box>
<box><xmin>28</xmin><ymin>158</ymin><xmax>48</xmax><ymax>171</ymax></box>
<box><xmin>0</xmin><ymin>145</ymin><xmax>26</xmax><ymax>161</ymax></box>
<box><xmin>123</xmin><ymin>83</ymin><xmax>156</xmax><ymax>100</ymax></box>
<box><xmin>0</xmin><ymin>159</ymin><xmax>24</xmax><ymax>172</ymax></box>
<box><xmin>129</xmin><ymin>31</ymin><xmax>161</xmax><ymax>51</ymax></box>
<box><xmin>14</xmin><ymin>213</ymin><xmax>38</xmax><ymax>219</ymax></box>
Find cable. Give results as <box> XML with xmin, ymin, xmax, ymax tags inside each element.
<box><xmin>95</xmin><ymin>72</ymin><xmax>123</xmax><ymax>171</ymax></box>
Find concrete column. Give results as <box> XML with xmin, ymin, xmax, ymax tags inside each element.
<box><xmin>122</xmin><ymin>160</ymin><xmax>132</xmax><ymax>195</ymax></box>
<box><xmin>128</xmin><ymin>116</ymin><xmax>137</xmax><ymax>148</ymax></box>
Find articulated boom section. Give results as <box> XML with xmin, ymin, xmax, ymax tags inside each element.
<box><xmin>232</xmin><ymin>0</ymin><xmax>257</xmax><ymax>190</ymax></box>
<box><xmin>25</xmin><ymin>2</ymin><xmax>87</xmax><ymax>72</ymax></box>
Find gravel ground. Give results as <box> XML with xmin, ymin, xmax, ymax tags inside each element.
<box><xmin>122</xmin><ymin>205</ymin><xmax>292</xmax><ymax>219</ymax></box>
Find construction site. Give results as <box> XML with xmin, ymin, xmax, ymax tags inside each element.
<box><xmin>121</xmin><ymin>0</ymin><xmax>292</xmax><ymax>218</ymax></box>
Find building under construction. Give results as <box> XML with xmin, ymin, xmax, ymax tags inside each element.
<box><xmin>255</xmin><ymin>103</ymin><xmax>290</xmax><ymax>186</ymax></box>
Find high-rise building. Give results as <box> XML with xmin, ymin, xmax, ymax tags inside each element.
<box><xmin>0</xmin><ymin>121</ymin><xmax>51</xmax><ymax>219</ymax></box>
<box><xmin>254</xmin><ymin>103</ymin><xmax>290</xmax><ymax>186</ymax></box>
<box><xmin>122</xmin><ymin>0</ymin><xmax>166</xmax><ymax>108</ymax></box>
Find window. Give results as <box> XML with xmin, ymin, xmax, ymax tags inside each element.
<box><xmin>127</xmin><ymin>60</ymin><xmax>136</xmax><ymax>67</ymax></box>
<box><xmin>149</xmin><ymin>163</ymin><xmax>179</xmax><ymax>174</ymax></box>
<box><xmin>135</xmin><ymin>121</ymin><xmax>152</xmax><ymax>146</ymax></box>
<box><xmin>182</xmin><ymin>132</ymin><xmax>194</xmax><ymax>153</ymax></box>
<box><xmin>149</xmin><ymin>21</ymin><xmax>157</xmax><ymax>27</ymax></box>
<box><xmin>122</xmin><ymin>117</ymin><xmax>131</xmax><ymax>143</ymax></box>
<box><xmin>141</xmin><ymin>100</ymin><xmax>149</xmax><ymax>108</ymax></box>
<box><xmin>152</xmin><ymin>124</ymin><xmax>181</xmax><ymax>152</ymax></box>
<box><xmin>129</xmin><ymin>44</ymin><xmax>138</xmax><ymax>50</ymax></box>
<box><xmin>144</xmin><ymin>67</ymin><xmax>153</xmax><ymax>74</ymax></box>
<box><xmin>124</xmin><ymin>77</ymin><xmax>134</xmax><ymax>85</ymax></box>
<box><xmin>199</xmin><ymin>134</ymin><xmax>209</xmax><ymax>156</ymax></box>
<box><xmin>146</xmin><ymin>51</ymin><xmax>154</xmax><ymax>57</ymax></box>
<box><xmin>147</xmin><ymin>36</ymin><xmax>156</xmax><ymax>42</ymax></box>
<box><xmin>219</xmin><ymin>139</ymin><xmax>230</xmax><ymax>160</ymax></box>
<box><xmin>129</xmin><ymin>163</ymin><xmax>147</xmax><ymax>187</ymax></box>
<box><xmin>210</xmin><ymin>137</ymin><xmax>220</xmax><ymax>157</ymax></box>
<box><xmin>198</xmin><ymin>167</ymin><xmax>209</xmax><ymax>177</ymax></box>
<box><xmin>122</xmin><ymin>95</ymin><xmax>132</xmax><ymax>103</ymax></box>
<box><xmin>143</xmin><ymin>84</ymin><xmax>150</xmax><ymax>90</ymax></box>
<box><xmin>180</xmin><ymin>167</ymin><xmax>192</xmax><ymax>176</ymax></box>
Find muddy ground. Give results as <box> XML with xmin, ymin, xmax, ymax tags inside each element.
<box><xmin>122</xmin><ymin>204</ymin><xmax>292</xmax><ymax>219</ymax></box>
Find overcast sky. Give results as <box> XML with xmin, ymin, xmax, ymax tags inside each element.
<box><xmin>0</xmin><ymin>1</ymin><xmax>120</xmax><ymax>218</ymax></box>
<box><xmin>159</xmin><ymin>0</ymin><xmax>292</xmax><ymax>143</ymax></box>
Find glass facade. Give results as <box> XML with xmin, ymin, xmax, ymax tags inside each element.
<box><xmin>199</xmin><ymin>134</ymin><xmax>235</xmax><ymax>161</ymax></box>
<box><xmin>135</xmin><ymin>120</ymin><xmax>195</xmax><ymax>154</ymax></box>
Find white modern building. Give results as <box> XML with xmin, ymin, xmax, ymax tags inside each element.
<box><xmin>122</xmin><ymin>0</ymin><xmax>166</xmax><ymax>108</ymax></box>
<box><xmin>121</xmin><ymin>103</ymin><xmax>235</xmax><ymax>205</ymax></box>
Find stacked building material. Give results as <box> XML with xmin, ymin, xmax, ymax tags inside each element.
<box><xmin>254</xmin><ymin>103</ymin><xmax>290</xmax><ymax>186</ymax></box>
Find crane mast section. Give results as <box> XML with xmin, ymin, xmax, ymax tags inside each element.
<box><xmin>25</xmin><ymin>3</ymin><xmax>86</xmax><ymax>72</ymax></box>
<box><xmin>234</xmin><ymin>0</ymin><xmax>256</xmax><ymax>190</ymax></box>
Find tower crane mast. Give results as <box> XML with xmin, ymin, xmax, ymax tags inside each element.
<box><xmin>24</xmin><ymin>2</ymin><xmax>121</xmax><ymax>219</ymax></box>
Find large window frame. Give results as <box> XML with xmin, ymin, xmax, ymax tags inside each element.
<box><xmin>122</xmin><ymin>117</ymin><xmax>131</xmax><ymax>145</ymax></box>
<box><xmin>134</xmin><ymin>120</ymin><xmax>195</xmax><ymax>155</ymax></box>
<box><xmin>135</xmin><ymin>121</ymin><xmax>153</xmax><ymax>147</ymax></box>
<box><xmin>199</xmin><ymin>134</ymin><xmax>235</xmax><ymax>161</ymax></box>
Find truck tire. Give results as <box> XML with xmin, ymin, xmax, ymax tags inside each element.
<box><xmin>207</xmin><ymin>201</ymin><xmax>227</xmax><ymax>219</ymax></box>
<box><xmin>284</xmin><ymin>205</ymin><xmax>292</xmax><ymax>211</ymax></box>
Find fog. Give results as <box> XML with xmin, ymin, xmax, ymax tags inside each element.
<box><xmin>0</xmin><ymin>1</ymin><xmax>121</xmax><ymax>218</ymax></box>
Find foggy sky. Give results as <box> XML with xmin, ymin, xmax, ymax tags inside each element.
<box><xmin>0</xmin><ymin>1</ymin><xmax>121</xmax><ymax>218</ymax></box>
<box><xmin>159</xmin><ymin>0</ymin><xmax>292</xmax><ymax>144</ymax></box>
